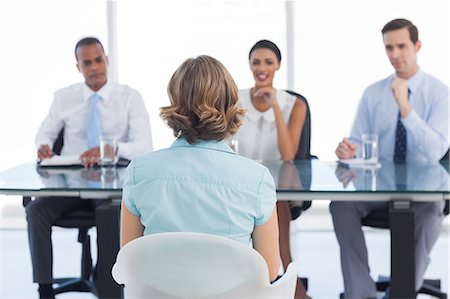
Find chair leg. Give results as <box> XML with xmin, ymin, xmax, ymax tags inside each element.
<box><xmin>53</xmin><ymin>228</ymin><xmax>97</xmax><ymax>296</ymax></box>
<box><xmin>418</xmin><ymin>279</ymin><xmax>446</xmax><ymax>299</ymax></box>
<box><xmin>375</xmin><ymin>275</ymin><xmax>390</xmax><ymax>292</ymax></box>
<box><xmin>374</xmin><ymin>276</ymin><xmax>447</xmax><ymax>299</ymax></box>
<box><xmin>81</xmin><ymin>232</ymin><xmax>93</xmax><ymax>280</ymax></box>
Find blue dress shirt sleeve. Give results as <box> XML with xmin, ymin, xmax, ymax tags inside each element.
<box><xmin>401</xmin><ymin>85</ymin><xmax>449</xmax><ymax>160</ymax></box>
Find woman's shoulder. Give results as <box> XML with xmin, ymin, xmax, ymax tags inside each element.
<box><xmin>274</xmin><ymin>89</ymin><xmax>298</xmax><ymax>110</ymax></box>
<box><xmin>277</xmin><ymin>89</ymin><xmax>299</xmax><ymax>101</ymax></box>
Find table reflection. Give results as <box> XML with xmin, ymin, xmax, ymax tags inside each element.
<box><xmin>36</xmin><ymin>166</ymin><xmax>126</xmax><ymax>190</ymax></box>
<box><xmin>334</xmin><ymin>161</ymin><xmax>449</xmax><ymax>192</ymax></box>
<box><xmin>263</xmin><ymin>160</ymin><xmax>312</xmax><ymax>191</ymax></box>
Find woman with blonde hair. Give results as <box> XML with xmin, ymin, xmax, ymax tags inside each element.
<box><xmin>120</xmin><ymin>55</ymin><xmax>280</xmax><ymax>281</ymax></box>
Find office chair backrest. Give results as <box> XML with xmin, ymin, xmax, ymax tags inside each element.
<box><xmin>441</xmin><ymin>148</ymin><xmax>449</xmax><ymax>162</ymax></box>
<box><xmin>285</xmin><ymin>90</ymin><xmax>314</xmax><ymax>160</ymax></box>
<box><xmin>53</xmin><ymin>128</ymin><xmax>64</xmax><ymax>155</ymax></box>
<box><xmin>440</xmin><ymin>148</ymin><xmax>450</xmax><ymax>215</ymax></box>
<box><xmin>285</xmin><ymin>90</ymin><xmax>315</xmax><ymax>214</ymax></box>
<box><xmin>112</xmin><ymin>232</ymin><xmax>298</xmax><ymax>299</ymax></box>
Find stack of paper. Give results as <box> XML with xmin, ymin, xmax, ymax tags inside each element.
<box><xmin>39</xmin><ymin>155</ymin><xmax>82</xmax><ymax>167</ymax></box>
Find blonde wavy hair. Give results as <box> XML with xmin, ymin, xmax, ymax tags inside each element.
<box><xmin>160</xmin><ymin>55</ymin><xmax>245</xmax><ymax>144</ymax></box>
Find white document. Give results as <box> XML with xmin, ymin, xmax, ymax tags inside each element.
<box><xmin>39</xmin><ymin>155</ymin><xmax>82</xmax><ymax>166</ymax></box>
<box><xmin>338</xmin><ymin>158</ymin><xmax>381</xmax><ymax>169</ymax></box>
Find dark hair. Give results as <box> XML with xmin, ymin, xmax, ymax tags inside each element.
<box><xmin>160</xmin><ymin>55</ymin><xmax>245</xmax><ymax>144</ymax></box>
<box><xmin>382</xmin><ymin>19</ymin><xmax>419</xmax><ymax>44</ymax></box>
<box><xmin>249</xmin><ymin>40</ymin><xmax>282</xmax><ymax>63</ymax></box>
<box><xmin>74</xmin><ymin>37</ymin><xmax>105</xmax><ymax>59</ymax></box>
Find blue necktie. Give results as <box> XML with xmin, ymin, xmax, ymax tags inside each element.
<box><xmin>86</xmin><ymin>94</ymin><xmax>102</xmax><ymax>148</ymax></box>
<box><xmin>393</xmin><ymin>91</ymin><xmax>409</xmax><ymax>162</ymax></box>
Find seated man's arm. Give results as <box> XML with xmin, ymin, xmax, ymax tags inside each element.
<box><xmin>35</xmin><ymin>93</ymin><xmax>64</xmax><ymax>157</ymax></box>
<box><xmin>117</xmin><ymin>91</ymin><xmax>153</xmax><ymax>160</ymax></box>
<box><xmin>401</xmin><ymin>86</ymin><xmax>449</xmax><ymax>160</ymax></box>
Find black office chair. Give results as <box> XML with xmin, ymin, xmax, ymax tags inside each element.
<box><xmin>285</xmin><ymin>89</ymin><xmax>316</xmax><ymax>218</ymax></box>
<box><xmin>23</xmin><ymin>128</ymin><xmax>97</xmax><ymax>296</ymax></box>
<box><xmin>360</xmin><ymin>148</ymin><xmax>450</xmax><ymax>299</ymax></box>
<box><xmin>283</xmin><ymin>90</ymin><xmax>318</xmax><ymax>291</ymax></box>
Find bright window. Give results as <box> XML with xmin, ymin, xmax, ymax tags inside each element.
<box><xmin>116</xmin><ymin>0</ymin><xmax>287</xmax><ymax>150</ymax></box>
<box><xmin>0</xmin><ymin>1</ymin><xmax>107</xmax><ymax>170</ymax></box>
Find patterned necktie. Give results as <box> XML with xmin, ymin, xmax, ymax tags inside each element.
<box><xmin>393</xmin><ymin>114</ymin><xmax>407</xmax><ymax>162</ymax></box>
<box><xmin>393</xmin><ymin>90</ymin><xmax>409</xmax><ymax>162</ymax></box>
<box><xmin>86</xmin><ymin>94</ymin><xmax>102</xmax><ymax>148</ymax></box>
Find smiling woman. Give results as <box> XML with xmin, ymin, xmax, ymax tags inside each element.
<box><xmin>235</xmin><ymin>39</ymin><xmax>310</xmax><ymax>299</ymax></box>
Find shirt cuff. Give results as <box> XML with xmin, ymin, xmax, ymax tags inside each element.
<box><xmin>401</xmin><ymin>109</ymin><xmax>421</xmax><ymax>131</ymax></box>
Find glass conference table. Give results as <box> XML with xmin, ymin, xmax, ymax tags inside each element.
<box><xmin>1</xmin><ymin>160</ymin><xmax>449</xmax><ymax>298</ymax></box>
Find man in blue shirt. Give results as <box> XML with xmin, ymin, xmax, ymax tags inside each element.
<box><xmin>332</xmin><ymin>19</ymin><xmax>449</xmax><ymax>299</ymax></box>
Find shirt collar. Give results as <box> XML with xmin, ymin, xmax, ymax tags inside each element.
<box><xmin>82</xmin><ymin>80</ymin><xmax>111</xmax><ymax>101</ymax></box>
<box><xmin>242</xmin><ymin>88</ymin><xmax>287</xmax><ymax>122</ymax></box>
<box><xmin>407</xmin><ymin>68</ymin><xmax>424</xmax><ymax>95</ymax></box>
<box><xmin>171</xmin><ymin>138</ymin><xmax>235</xmax><ymax>154</ymax></box>
<box><xmin>388</xmin><ymin>68</ymin><xmax>424</xmax><ymax>95</ymax></box>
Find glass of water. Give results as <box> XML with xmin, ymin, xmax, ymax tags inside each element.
<box><xmin>99</xmin><ymin>136</ymin><xmax>117</xmax><ymax>166</ymax></box>
<box><xmin>362</xmin><ymin>134</ymin><xmax>378</xmax><ymax>164</ymax></box>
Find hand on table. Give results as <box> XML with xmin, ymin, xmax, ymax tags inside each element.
<box><xmin>335</xmin><ymin>138</ymin><xmax>357</xmax><ymax>160</ymax></box>
<box><xmin>37</xmin><ymin>144</ymin><xmax>53</xmax><ymax>161</ymax></box>
<box><xmin>80</xmin><ymin>147</ymin><xmax>100</xmax><ymax>168</ymax></box>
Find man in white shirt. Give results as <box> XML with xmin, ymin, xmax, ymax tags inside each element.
<box><xmin>27</xmin><ymin>37</ymin><xmax>153</xmax><ymax>298</ymax></box>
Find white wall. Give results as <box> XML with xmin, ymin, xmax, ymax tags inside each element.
<box><xmin>294</xmin><ymin>0</ymin><xmax>450</xmax><ymax>160</ymax></box>
<box><xmin>0</xmin><ymin>1</ymin><xmax>108</xmax><ymax>170</ymax></box>
<box><xmin>0</xmin><ymin>0</ymin><xmax>448</xmax><ymax>170</ymax></box>
<box><xmin>116</xmin><ymin>0</ymin><xmax>288</xmax><ymax>150</ymax></box>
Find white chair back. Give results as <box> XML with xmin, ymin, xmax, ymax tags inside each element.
<box><xmin>112</xmin><ymin>232</ymin><xmax>298</xmax><ymax>298</ymax></box>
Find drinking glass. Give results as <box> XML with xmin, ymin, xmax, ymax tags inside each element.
<box><xmin>99</xmin><ymin>136</ymin><xmax>117</xmax><ymax>166</ymax></box>
<box><xmin>362</xmin><ymin>134</ymin><xmax>378</xmax><ymax>164</ymax></box>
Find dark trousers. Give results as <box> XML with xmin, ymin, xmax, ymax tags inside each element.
<box><xmin>25</xmin><ymin>196</ymin><xmax>100</xmax><ymax>283</ymax></box>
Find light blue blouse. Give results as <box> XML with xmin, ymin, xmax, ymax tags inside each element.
<box><xmin>350</xmin><ymin>69</ymin><xmax>449</xmax><ymax>162</ymax></box>
<box><xmin>122</xmin><ymin>138</ymin><xmax>277</xmax><ymax>245</ymax></box>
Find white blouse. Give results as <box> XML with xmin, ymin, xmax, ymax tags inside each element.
<box><xmin>236</xmin><ymin>89</ymin><xmax>296</xmax><ymax>160</ymax></box>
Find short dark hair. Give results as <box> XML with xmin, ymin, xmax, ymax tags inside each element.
<box><xmin>249</xmin><ymin>39</ymin><xmax>282</xmax><ymax>63</ymax></box>
<box><xmin>382</xmin><ymin>19</ymin><xmax>419</xmax><ymax>44</ymax></box>
<box><xmin>74</xmin><ymin>37</ymin><xmax>105</xmax><ymax>60</ymax></box>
